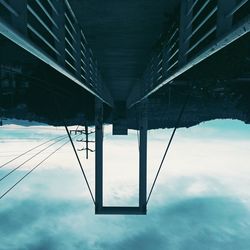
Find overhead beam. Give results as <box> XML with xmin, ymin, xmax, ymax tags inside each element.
<box><xmin>0</xmin><ymin>18</ymin><xmax>114</xmax><ymax>107</ymax></box>
<box><xmin>127</xmin><ymin>16</ymin><xmax>250</xmax><ymax>108</ymax></box>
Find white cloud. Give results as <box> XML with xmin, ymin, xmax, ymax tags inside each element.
<box><xmin>1</xmin><ymin>119</ymin><xmax>250</xmax><ymax>208</ymax></box>
<box><xmin>1</xmin><ymin>118</ymin><xmax>250</xmax><ymax>250</ymax></box>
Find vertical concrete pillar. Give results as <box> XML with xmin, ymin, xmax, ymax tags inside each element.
<box><xmin>10</xmin><ymin>0</ymin><xmax>27</xmax><ymax>36</ymax></box>
<box><xmin>95</xmin><ymin>98</ymin><xmax>103</xmax><ymax>213</ymax></box>
<box><xmin>178</xmin><ymin>0</ymin><xmax>193</xmax><ymax>66</ymax></box>
<box><xmin>162</xmin><ymin>43</ymin><xmax>170</xmax><ymax>79</ymax></box>
<box><xmin>216</xmin><ymin>0</ymin><xmax>235</xmax><ymax>37</ymax></box>
<box><xmin>53</xmin><ymin>0</ymin><xmax>65</xmax><ymax>66</ymax></box>
<box><xmin>75</xmin><ymin>25</ymin><xmax>82</xmax><ymax>79</ymax></box>
<box><xmin>139</xmin><ymin>100</ymin><xmax>147</xmax><ymax>213</ymax></box>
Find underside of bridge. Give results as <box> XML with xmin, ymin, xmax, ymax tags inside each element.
<box><xmin>0</xmin><ymin>0</ymin><xmax>249</xmax><ymax>130</ymax></box>
<box><xmin>0</xmin><ymin>0</ymin><xmax>250</xmax><ymax>215</ymax></box>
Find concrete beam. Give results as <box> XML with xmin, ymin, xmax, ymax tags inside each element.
<box><xmin>0</xmin><ymin>17</ymin><xmax>114</xmax><ymax>107</ymax></box>
<box><xmin>127</xmin><ymin>15</ymin><xmax>250</xmax><ymax>108</ymax></box>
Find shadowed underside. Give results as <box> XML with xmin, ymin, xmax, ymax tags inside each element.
<box><xmin>0</xmin><ymin>0</ymin><xmax>250</xmax><ymax>129</ymax></box>
<box><xmin>69</xmin><ymin>0</ymin><xmax>179</xmax><ymax>101</ymax></box>
<box><xmin>0</xmin><ymin>0</ymin><xmax>250</xmax><ymax>215</ymax></box>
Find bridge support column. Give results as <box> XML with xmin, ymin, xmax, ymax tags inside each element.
<box><xmin>139</xmin><ymin>100</ymin><xmax>148</xmax><ymax>213</ymax></box>
<box><xmin>94</xmin><ymin>99</ymin><xmax>148</xmax><ymax>214</ymax></box>
<box><xmin>95</xmin><ymin>98</ymin><xmax>103</xmax><ymax>213</ymax></box>
<box><xmin>53</xmin><ymin>0</ymin><xmax>66</xmax><ymax>66</ymax></box>
<box><xmin>216</xmin><ymin>0</ymin><xmax>235</xmax><ymax>37</ymax></box>
<box><xmin>178</xmin><ymin>0</ymin><xmax>193</xmax><ymax>66</ymax></box>
<box><xmin>9</xmin><ymin>0</ymin><xmax>27</xmax><ymax>35</ymax></box>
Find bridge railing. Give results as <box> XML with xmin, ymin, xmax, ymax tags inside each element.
<box><xmin>0</xmin><ymin>0</ymin><xmax>113</xmax><ymax>106</ymax></box>
<box><xmin>128</xmin><ymin>0</ymin><xmax>250</xmax><ymax>107</ymax></box>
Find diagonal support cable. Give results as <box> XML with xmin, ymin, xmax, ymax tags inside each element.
<box><xmin>0</xmin><ymin>135</ymin><xmax>65</xmax><ymax>169</ymax></box>
<box><xmin>64</xmin><ymin>125</ymin><xmax>95</xmax><ymax>204</ymax></box>
<box><xmin>0</xmin><ymin>138</ymin><xmax>71</xmax><ymax>200</ymax></box>
<box><xmin>146</xmin><ymin>91</ymin><xmax>190</xmax><ymax>205</ymax></box>
<box><xmin>53</xmin><ymin>96</ymin><xmax>95</xmax><ymax>205</ymax></box>
<box><xmin>0</xmin><ymin>136</ymin><xmax>68</xmax><ymax>182</ymax></box>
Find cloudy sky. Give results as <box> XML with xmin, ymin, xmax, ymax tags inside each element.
<box><xmin>0</xmin><ymin>118</ymin><xmax>250</xmax><ymax>250</ymax></box>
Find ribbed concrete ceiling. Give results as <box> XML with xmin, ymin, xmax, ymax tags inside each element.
<box><xmin>70</xmin><ymin>0</ymin><xmax>180</xmax><ymax>101</ymax></box>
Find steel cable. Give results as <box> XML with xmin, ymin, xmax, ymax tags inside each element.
<box><xmin>64</xmin><ymin>125</ymin><xmax>96</xmax><ymax>204</ymax></box>
<box><xmin>0</xmin><ymin>138</ymin><xmax>72</xmax><ymax>200</ymax></box>
<box><xmin>0</xmin><ymin>135</ymin><xmax>68</xmax><ymax>182</ymax></box>
<box><xmin>54</xmin><ymin>98</ymin><xmax>95</xmax><ymax>205</ymax></box>
<box><xmin>0</xmin><ymin>135</ymin><xmax>65</xmax><ymax>169</ymax></box>
<box><xmin>146</xmin><ymin>92</ymin><xmax>190</xmax><ymax>205</ymax></box>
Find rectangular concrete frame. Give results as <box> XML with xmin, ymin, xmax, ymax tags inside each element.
<box><xmin>95</xmin><ymin>99</ymin><xmax>147</xmax><ymax>215</ymax></box>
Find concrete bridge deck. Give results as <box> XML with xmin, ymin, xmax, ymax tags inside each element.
<box><xmin>0</xmin><ymin>0</ymin><xmax>249</xmax><ymax>128</ymax></box>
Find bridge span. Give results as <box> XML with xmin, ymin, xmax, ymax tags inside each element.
<box><xmin>0</xmin><ymin>0</ymin><xmax>250</xmax><ymax>214</ymax></box>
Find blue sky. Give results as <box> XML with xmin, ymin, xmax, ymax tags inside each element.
<box><xmin>0</xmin><ymin>118</ymin><xmax>250</xmax><ymax>250</ymax></box>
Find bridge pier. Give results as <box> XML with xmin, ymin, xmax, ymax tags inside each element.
<box><xmin>95</xmin><ymin>99</ymin><xmax>148</xmax><ymax>214</ymax></box>
<box><xmin>95</xmin><ymin>98</ymin><xmax>103</xmax><ymax>213</ymax></box>
<box><xmin>139</xmin><ymin>101</ymin><xmax>147</xmax><ymax>212</ymax></box>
